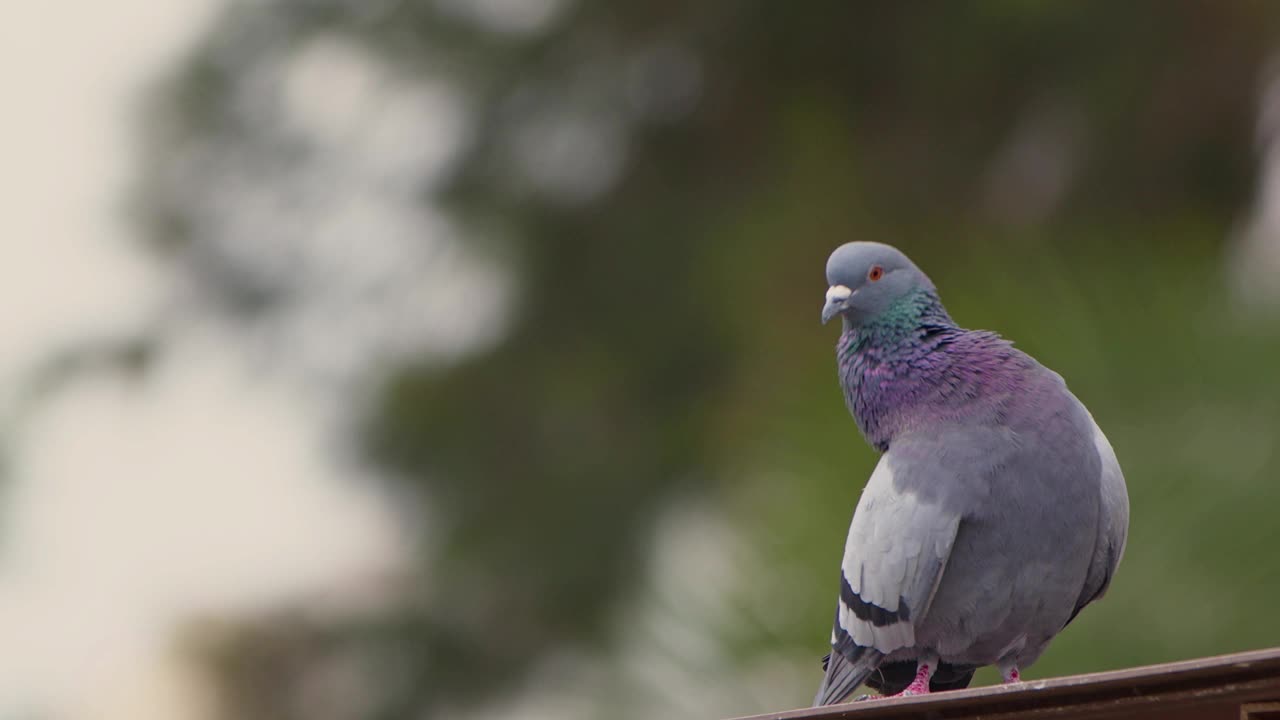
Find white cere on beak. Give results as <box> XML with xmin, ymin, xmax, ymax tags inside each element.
<box><xmin>826</xmin><ymin>285</ymin><xmax>853</xmax><ymax>303</ymax></box>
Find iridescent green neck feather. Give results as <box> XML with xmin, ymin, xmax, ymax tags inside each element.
<box><xmin>845</xmin><ymin>288</ymin><xmax>955</xmax><ymax>352</ymax></box>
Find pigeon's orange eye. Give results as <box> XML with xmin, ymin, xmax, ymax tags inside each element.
<box><xmin>868</xmin><ymin>265</ymin><xmax>884</xmax><ymax>282</ymax></box>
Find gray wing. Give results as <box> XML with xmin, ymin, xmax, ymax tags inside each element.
<box><xmin>814</xmin><ymin>448</ymin><xmax>965</xmax><ymax>705</ymax></box>
<box><xmin>1065</xmin><ymin>411</ymin><xmax>1129</xmax><ymax>625</ymax></box>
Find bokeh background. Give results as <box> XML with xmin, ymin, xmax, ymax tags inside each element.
<box><xmin>6</xmin><ymin>2</ymin><xmax>1280</xmax><ymax>718</ymax></box>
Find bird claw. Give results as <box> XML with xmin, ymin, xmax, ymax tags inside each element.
<box><xmin>893</xmin><ymin>687</ymin><xmax>929</xmax><ymax>697</ymax></box>
<box><xmin>885</xmin><ymin>661</ymin><xmax>934</xmax><ymax>698</ymax></box>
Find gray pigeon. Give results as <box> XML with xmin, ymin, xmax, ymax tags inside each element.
<box><xmin>814</xmin><ymin>242</ymin><xmax>1129</xmax><ymax>704</ymax></box>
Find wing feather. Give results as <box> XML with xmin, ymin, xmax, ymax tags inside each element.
<box><xmin>817</xmin><ymin>428</ymin><xmax>1011</xmax><ymax>705</ymax></box>
<box><xmin>833</xmin><ymin>454</ymin><xmax>961</xmax><ymax>656</ymax></box>
<box><xmin>1066</xmin><ymin>413</ymin><xmax>1129</xmax><ymax>624</ymax></box>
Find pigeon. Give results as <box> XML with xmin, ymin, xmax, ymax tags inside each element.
<box><xmin>813</xmin><ymin>242</ymin><xmax>1129</xmax><ymax>705</ymax></box>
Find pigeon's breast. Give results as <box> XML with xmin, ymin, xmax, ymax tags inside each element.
<box><xmin>915</xmin><ymin>373</ymin><xmax>1105</xmax><ymax>666</ymax></box>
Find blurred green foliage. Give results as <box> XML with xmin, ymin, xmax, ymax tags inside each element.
<box><xmin>141</xmin><ymin>1</ymin><xmax>1280</xmax><ymax>717</ymax></box>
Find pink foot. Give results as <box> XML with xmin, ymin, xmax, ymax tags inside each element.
<box><xmin>1001</xmin><ymin>665</ymin><xmax>1021</xmax><ymax>684</ymax></box>
<box><xmin>887</xmin><ymin>662</ymin><xmax>933</xmax><ymax>697</ymax></box>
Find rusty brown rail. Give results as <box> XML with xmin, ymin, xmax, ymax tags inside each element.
<box><xmin>729</xmin><ymin>647</ymin><xmax>1280</xmax><ymax>720</ymax></box>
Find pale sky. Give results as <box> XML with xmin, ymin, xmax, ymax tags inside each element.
<box><xmin>0</xmin><ymin>4</ymin><xmax>409</xmax><ymax>718</ymax></box>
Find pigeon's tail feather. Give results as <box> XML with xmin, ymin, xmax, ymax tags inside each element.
<box><xmin>814</xmin><ymin>646</ymin><xmax>883</xmax><ymax>706</ymax></box>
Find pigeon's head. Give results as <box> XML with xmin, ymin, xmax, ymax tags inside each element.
<box><xmin>821</xmin><ymin>242</ymin><xmax>936</xmax><ymax>326</ymax></box>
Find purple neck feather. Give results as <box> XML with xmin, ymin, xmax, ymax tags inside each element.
<box><xmin>836</xmin><ymin>291</ymin><xmax>1032</xmax><ymax>451</ymax></box>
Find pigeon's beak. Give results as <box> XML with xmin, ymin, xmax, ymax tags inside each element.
<box><xmin>822</xmin><ymin>285</ymin><xmax>853</xmax><ymax>324</ymax></box>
